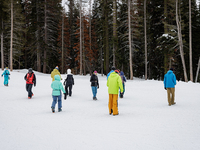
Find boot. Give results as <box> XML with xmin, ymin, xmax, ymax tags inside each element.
<box><xmin>109</xmin><ymin>109</ymin><xmax>113</xmax><ymax>115</ymax></box>
<box><xmin>58</xmin><ymin>108</ymin><xmax>62</xmax><ymax>112</ymax></box>
<box><xmin>51</xmin><ymin>107</ymin><xmax>55</xmax><ymax>113</ymax></box>
<box><xmin>64</xmin><ymin>93</ymin><xmax>67</xmax><ymax>100</ymax></box>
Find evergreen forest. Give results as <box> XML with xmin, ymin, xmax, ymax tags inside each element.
<box><xmin>0</xmin><ymin>0</ymin><xmax>200</xmax><ymax>82</ymax></box>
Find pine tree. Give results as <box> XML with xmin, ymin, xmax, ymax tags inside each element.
<box><xmin>0</xmin><ymin>0</ymin><xmax>8</xmax><ymax>70</ymax></box>
<box><xmin>57</xmin><ymin>12</ymin><xmax>70</xmax><ymax>74</ymax></box>
<box><xmin>67</xmin><ymin>0</ymin><xmax>79</xmax><ymax>73</ymax></box>
<box><xmin>3</xmin><ymin>0</ymin><xmax>26</xmax><ymax>71</ymax></box>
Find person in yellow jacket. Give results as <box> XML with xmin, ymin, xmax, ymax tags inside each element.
<box><xmin>107</xmin><ymin>70</ymin><xmax>123</xmax><ymax>116</ymax></box>
<box><xmin>51</xmin><ymin>66</ymin><xmax>62</xmax><ymax>81</ymax></box>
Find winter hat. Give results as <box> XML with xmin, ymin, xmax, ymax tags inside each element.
<box><xmin>170</xmin><ymin>68</ymin><xmax>174</xmax><ymax>71</ymax></box>
<box><xmin>111</xmin><ymin>66</ymin><xmax>115</xmax><ymax>70</ymax></box>
<box><xmin>115</xmin><ymin>70</ymin><xmax>119</xmax><ymax>73</ymax></box>
<box><xmin>5</xmin><ymin>67</ymin><xmax>8</xmax><ymax>70</ymax></box>
<box><xmin>120</xmin><ymin>71</ymin><xmax>124</xmax><ymax>76</ymax></box>
<box><xmin>94</xmin><ymin>71</ymin><xmax>97</xmax><ymax>74</ymax></box>
<box><xmin>55</xmin><ymin>66</ymin><xmax>59</xmax><ymax>70</ymax></box>
<box><xmin>67</xmin><ymin>69</ymin><xmax>71</xmax><ymax>74</ymax></box>
<box><xmin>28</xmin><ymin>68</ymin><xmax>33</xmax><ymax>73</ymax></box>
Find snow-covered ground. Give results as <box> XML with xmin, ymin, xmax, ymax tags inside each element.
<box><xmin>0</xmin><ymin>69</ymin><xmax>200</xmax><ymax>150</ymax></box>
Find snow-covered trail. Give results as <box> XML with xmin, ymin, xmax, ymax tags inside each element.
<box><xmin>0</xmin><ymin>69</ymin><xmax>200</xmax><ymax>150</ymax></box>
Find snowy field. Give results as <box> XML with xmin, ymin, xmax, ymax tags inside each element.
<box><xmin>0</xmin><ymin>69</ymin><xmax>200</xmax><ymax>150</ymax></box>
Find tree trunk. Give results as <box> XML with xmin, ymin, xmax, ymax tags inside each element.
<box><xmin>1</xmin><ymin>19</ymin><xmax>4</xmax><ymax>70</ymax></box>
<box><xmin>79</xmin><ymin>0</ymin><xmax>82</xmax><ymax>75</ymax></box>
<box><xmin>164</xmin><ymin>0</ymin><xmax>168</xmax><ymax>74</ymax></box>
<box><xmin>113</xmin><ymin>0</ymin><xmax>117</xmax><ymax>67</ymax></box>
<box><xmin>176</xmin><ymin>0</ymin><xmax>188</xmax><ymax>82</ymax></box>
<box><xmin>189</xmin><ymin>0</ymin><xmax>193</xmax><ymax>81</ymax></box>
<box><xmin>36</xmin><ymin>0</ymin><xmax>41</xmax><ymax>72</ymax></box>
<box><xmin>89</xmin><ymin>0</ymin><xmax>92</xmax><ymax>58</ymax></box>
<box><xmin>43</xmin><ymin>0</ymin><xmax>47</xmax><ymax>73</ymax></box>
<box><xmin>83</xmin><ymin>19</ymin><xmax>86</xmax><ymax>75</ymax></box>
<box><xmin>61</xmin><ymin>10</ymin><xmax>64</xmax><ymax>74</ymax></box>
<box><xmin>144</xmin><ymin>0</ymin><xmax>147</xmax><ymax>80</ymax></box>
<box><xmin>195</xmin><ymin>57</ymin><xmax>200</xmax><ymax>82</ymax></box>
<box><xmin>101</xmin><ymin>46</ymin><xmax>103</xmax><ymax>76</ymax></box>
<box><xmin>128</xmin><ymin>0</ymin><xmax>133</xmax><ymax>80</ymax></box>
<box><xmin>104</xmin><ymin>0</ymin><xmax>109</xmax><ymax>74</ymax></box>
<box><xmin>10</xmin><ymin>0</ymin><xmax>13</xmax><ymax>71</ymax></box>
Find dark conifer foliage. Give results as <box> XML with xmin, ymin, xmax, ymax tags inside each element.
<box><xmin>0</xmin><ymin>0</ymin><xmax>200</xmax><ymax>81</ymax></box>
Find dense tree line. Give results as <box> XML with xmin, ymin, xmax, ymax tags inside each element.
<box><xmin>0</xmin><ymin>0</ymin><xmax>200</xmax><ymax>82</ymax></box>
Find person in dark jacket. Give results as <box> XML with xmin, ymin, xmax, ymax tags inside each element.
<box><xmin>63</xmin><ymin>69</ymin><xmax>74</xmax><ymax>99</ymax></box>
<box><xmin>164</xmin><ymin>68</ymin><xmax>177</xmax><ymax>106</ymax></box>
<box><xmin>90</xmin><ymin>71</ymin><xmax>99</xmax><ymax>100</ymax></box>
<box><xmin>24</xmin><ymin>68</ymin><xmax>36</xmax><ymax>99</ymax></box>
<box><xmin>119</xmin><ymin>71</ymin><xmax>126</xmax><ymax>98</ymax></box>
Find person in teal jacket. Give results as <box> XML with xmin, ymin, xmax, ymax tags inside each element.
<box><xmin>164</xmin><ymin>68</ymin><xmax>177</xmax><ymax>106</ymax></box>
<box><xmin>51</xmin><ymin>75</ymin><xmax>66</xmax><ymax>113</ymax></box>
<box><xmin>1</xmin><ymin>67</ymin><xmax>10</xmax><ymax>86</ymax></box>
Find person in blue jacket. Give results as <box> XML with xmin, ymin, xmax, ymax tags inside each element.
<box><xmin>107</xmin><ymin>66</ymin><xmax>115</xmax><ymax>80</ymax></box>
<box><xmin>51</xmin><ymin>75</ymin><xmax>66</xmax><ymax>113</ymax></box>
<box><xmin>119</xmin><ymin>71</ymin><xmax>126</xmax><ymax>98</ymax></box>
<box><xmin>164</xmin><ymin>68</ymin><xmax>177</xmax><ymax>106</ymax></box>
<box><xmin>1</xmin><ymin>67</ymin><xmax>10</xmax><ymax>86</ymax></box>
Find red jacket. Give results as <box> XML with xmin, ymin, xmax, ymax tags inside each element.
<box><xmin>24</xmin><ymin>72</ymin><xmax>36</xmax><ymax>85</ymax></box>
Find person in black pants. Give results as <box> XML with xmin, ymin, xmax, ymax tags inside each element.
<box><xmin>24</xmin><ymin>68</ymin><xmax>36</xmax><ymax>99</ymax></box>
<box><xmin>63</xmin><ymin>69</ymin><xmax>74</xmax><ymax>99</ymax></box>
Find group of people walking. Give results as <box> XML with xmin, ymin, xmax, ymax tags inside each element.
<box><xmin>1</xmin><ymin>65</ymin><xmax>177</xmax><ymax>115</ymax></box>
<box><xmin>89</xmin><ymin>66</ymin><xmax>127</xmax><ymax>115</ymax></box>
<box><xmin>50</xmin><ymin>67</ymin><xmax>74</xmax><ymax>113</ymax></box>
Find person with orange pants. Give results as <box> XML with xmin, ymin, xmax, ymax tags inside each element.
<box><xmin>107</xmin><ymin>70</ymin><xmax>123</xmax><ymax>116</ymax></box>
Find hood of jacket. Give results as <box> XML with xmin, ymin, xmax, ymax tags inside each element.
<box><xmin>67</xmin><ymin>69</ymin><xmax>71</xmax><ymax>74</ymax></box>
<box><xmin>110</xmin><ymin>72</ymin><xmax>119</xmax><ymax>77</ymax></box>
<box><xmin>167</xmin><ymin>70</ymin><xmax>173</xmax><ymax>74</ymax></box>
<box><xmin>54</xmin><ymin>75</ymin><xmax>61</xmax><ymax>81</ymax></box>
<box><xmin>53</xmin><ymin>69</ymin><xmax>59</xmax><ymax>74</ymax></box>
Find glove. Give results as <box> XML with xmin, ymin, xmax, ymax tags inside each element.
<box><xmin>34</xmin><ymin>83</ymin><xmax>36</xmax><ymax>87</ymax></box>
<box><xmin>1</xmin><ymin>75</ymin><xmax>3</xmax><ymax>77</ymax></box>
<box><xmin>164</xmin><ymin>87</ymin><xmax>167</xmax><ymax>90</ymax></box>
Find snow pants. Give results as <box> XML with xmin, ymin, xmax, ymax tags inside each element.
<box><xmin>4</xmin><ymin>76</ymin><xmax>9</xmax><ymax>85</ymax></box>
<box><xmin>91</xmin><ymin>86</ymin><xmax>97</xmax><ymax>98</ymax></box>
<box><xmin>108</xmin><ymin>94</ymin><xmax>118</xmax><ymax>115</ymax></box>
<box><xmin>26</xmin><ymin>84</ymin><xmax>33</xmax><ymax>98</ymax></box>
<box><xmin>167</xmin><ymin>88</ymin><xmax>175</xmax><ymax>105</ymax></box>
<box><xmin>65</xmin><ymin>84</ymin><xmax>73</xmax><ymax>96</ymax></box>
<box><xmin>52</xmin><ymin>94</ymin><xmax>62</xmax><ymax>109</ymax></box>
